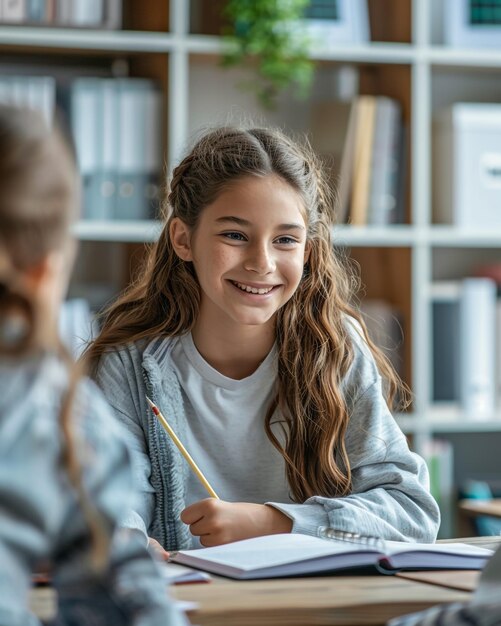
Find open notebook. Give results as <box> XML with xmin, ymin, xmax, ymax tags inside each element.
<box><xmin>171</xmin><ymin>533</ymin><xmax>493</xmax><ymax>580</ymax></box>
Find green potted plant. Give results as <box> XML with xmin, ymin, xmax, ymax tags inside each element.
<box><xmin>221</xmin><ymin>0</ymin><xmax>315</xmax><ymax>108</ymax></box>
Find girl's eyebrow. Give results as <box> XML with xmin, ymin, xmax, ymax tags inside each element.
<box><xmin>215</xmin><ymin>215</ymin><xmax>305</xmax><ymax>231</ymax></box>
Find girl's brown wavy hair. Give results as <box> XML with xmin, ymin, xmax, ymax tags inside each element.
<box><xmin>86</xmin><ymin>126</ymin><xmax>409</xmax><ymax>502</ymax></box>
<box><xmin>0</xmin><ymin>104</ymin><xmax>108</xmax><ymax>569</ymax></box>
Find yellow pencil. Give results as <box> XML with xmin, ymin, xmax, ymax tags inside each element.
<box><xmin>145</xmin><ymin>396</ymin><xmax>219</xmax><ymax>499</ymax></box>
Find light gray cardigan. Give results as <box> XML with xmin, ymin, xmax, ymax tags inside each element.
<box><xmin>95</xmin><ymin>323</ymin><xmax>440</xmax><ymax>551</ymax></box>
<box><xmin>0</xmin><ymin>355</ymin><xmax>186</xmax><ymax>626</ymax></box>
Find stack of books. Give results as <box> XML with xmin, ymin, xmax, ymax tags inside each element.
<box><xmin>0</xmin><ymin>0</ymin><xmax>122</xmax><ymax>29</ymax></box>
<box><xmin>310</xmin><ymin>95</ymin><xmax>406</xmax><ymax>225</ymax></box>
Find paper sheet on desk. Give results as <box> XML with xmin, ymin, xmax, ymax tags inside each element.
<box><xmin>161</xmin><ymin>561</ymin><xmax>211</xmax><ymax>585</ymax></box>
<box><xmin>472</xmin><ymin>543</ymin><xmax>501</xmax><ymax>604</ymax></box>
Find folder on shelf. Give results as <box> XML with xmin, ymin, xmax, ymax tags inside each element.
<box><xmin>97</xmin><ymin>79</ymin><xmax>119</xmax><ymax>220</ymax></box>
<box><xmin>0</xmin><ymin>76</ymin><xmax>55</xmax><ymax>128</ymax></box>
<box><xmin>459</xmin><ymin>278</ymin><xmax>497</xmax><ymax>418</ymax></box>
<box><xmin>68</xmin><ymin>77</ymin><xmax>162</xmax><ymax>221</ymax></box>
<box><xmin>116</xmin><ymin>79</ymin><xmax>162</xmax><ymax>220</ymax></box>
<box><xmin>368</xmin><ymin>97</ymin><xmax>402</xmax><ymax>226</ymax></box>
<box><xmin>55</xmin><ymin>0</ymin><xmax>72</xmax><ymax>26</ymax></box>
<box><xmin>2</xmin><ymin>0</ymin><xmax>25</xmax><ymax>22</ymax></box>
<box><xmin>72</xmin><ymin>0</ymin><xmax>104</xmax><ymax>27</ymax></box>
<box><xmin>102</xmin><ymin>0</ymin><xmax>121</xmax><ymax>29</ymax></box>
<box><xmin>26</xmin><ymin>0</ymin><xmax>45</xmax><ymax>23</ymax></box>
<box><xmin>69</xmin><ymin>79</ymin><xmax>103</xmax><ymax>219</ymax></box>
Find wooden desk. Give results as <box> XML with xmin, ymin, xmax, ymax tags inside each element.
<box><xmin>31</xmin><ymin>537</ymin><xmax>499</xmax><ymax>626</ymax></box>
<box><xmin>459</xmin><ymin>498</ymin><xmax>501</xmax><ymax>519</ymax></box>
<box><xmin>171</xmin><ymin>536</ymin><xmax>500</xmax><ymax>626</ymax></box>
<box><xmin>172</xmin><ymin>575</ymin><xmax>470</xmax><ymax>626</ymax></box>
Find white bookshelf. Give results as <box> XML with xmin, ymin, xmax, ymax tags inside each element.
<box><xmin>2</xmin><ymin>0</ymin><xmax>501</xmax><ymax>509</ymax></box>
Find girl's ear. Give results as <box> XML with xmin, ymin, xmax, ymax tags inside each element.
<box><xmin>170</xmin><ymin>218</ymin><xmax>193</xmax><ymax>262</ymax></box>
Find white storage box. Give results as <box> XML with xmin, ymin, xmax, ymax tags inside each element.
<box><xmin>433</xmin><ymin>104</ymin><xmax>501</xmax><ymax>228</ymax></box>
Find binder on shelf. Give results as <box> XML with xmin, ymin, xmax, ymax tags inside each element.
<box><xmin>102</xmin><ymin>0</ymin><xmax>121</xmax><ymax>29</ymax></box>
<box><xmin>27</xmin><ymin>0</ymin><xmax>45</xmax><ymax>23</ymax></box>
<box><xmin>98</xmin><ymin>79</ymin><xmax>119</xmax><ymax>220</ymax></box>
<box><xmin>433</xmin><ymin>298</ymin><xmax>460</xmax><ymax>403</ymax></box>
<box><xmin>72</xmin><ymin>0</ymin><xmax>103</xmax><ymax>27</ymax></box>
<box><xmin>116</xmin><ymin>79</ymin><xmax>162</xmax><ymax>220</ymax></box>
<box><xmin>2</xmin><ymin>0</ymin><xmax>25</xmax><ymax>22</ymax></box>
<box><xmin>69</xmin><ymin>79</ymin><xmax>103</xmax><ymax>220</ymax></box>
<box><xmin>55</xmin><ymin>0</ymin><xmax>72</xmax><ymax>26</ymax></box>
<box><xmin>0</xmin><ymin>76</ymin><xmax>55</xmax><ymax>128</ymax></box>
<box><xmin>368</xmin><ymin>97</ymin><xmax>402</xmax><ymax>226</ymax></box>
<box><xmin>459</xmin><ymin>278</ymin><xmax>497</xmax><ymax>418</ymax></box>
<box><xmin>142</xmin><ymin>83</ymin><xmax>163</xmax><ymax>219</ymax></box>
<box><xmin>67</xmin><ymin>77</ymin><xmax>162</xmax><ymax>221</ymax></box>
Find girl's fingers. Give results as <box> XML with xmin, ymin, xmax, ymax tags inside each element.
<box><xmin>147</xmin><ymin>537</ymin><xmax>170</xmax><ymax>561</ymax></box>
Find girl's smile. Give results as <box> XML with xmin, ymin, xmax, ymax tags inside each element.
<box><xmin>230</xmin><ymin>280</ymin><xmax>279</xmax><ymax>296</ymax></box>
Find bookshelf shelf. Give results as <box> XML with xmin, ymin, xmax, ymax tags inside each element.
<box><xmin>427</xmin><ymin>406</ymin><xmax>501</xmax><ymax>433</ymax></box>
<box><xmin>0</xmin><ymin>27</ymin><xmax>176</xmax><ymax>52</ymax></box>
<box><xmin>184</xmin><ymin>36</ymin><xmax>417</xmax><ymax>64</ymax></box>
<box><xmin>427</xmin><ymin>46</ymin><xmax>501</xmax><ymax>69</ymax></box>
<box><xmin>333</xmin><ymin>225</ymin><xmax>417</xmax><ymax>247</ymax></box>
<box><xmin>429</xmin><ymin>228</ymin><xmax>501</xmax><ymax>248</ymax></box>
<box><xmin>308</xmin><ymin>42</ymin><xmax>415</xmax><ymax>64</ymax></box>
<box><xmin>74</xmin><ymin>220</ymin><xmax>162</xmax><ymax>242</ymax></box>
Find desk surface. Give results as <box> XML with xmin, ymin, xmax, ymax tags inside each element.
<box><xmin>31</xmin><ymin>537</ymin><xmax>500</xmax><ymax>626</ymax></box>
<box><xmin>459</xmin><ymin>499</ymin><xmax>501</xmax><ymax>519</ymax></box>
<box><xmin>172</xmin><ymin>575</ymin><xmax>470</xmax><ymax>626</ymax></box>
<box><xmin>172</xmin><ymin>536</ymin><xmax>501</xmax><ymax>626</ymax></box>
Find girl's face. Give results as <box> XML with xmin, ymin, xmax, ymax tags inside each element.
<box><xmin>171</xmin><ymin>175</ymin><xmax>310</xmax><ymax>332</ymax></box>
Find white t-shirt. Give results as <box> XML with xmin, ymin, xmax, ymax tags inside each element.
<box><xmin>170</xmin><ymin>333</ymin><xmax>294</xmax><ymax>546</ymax></box>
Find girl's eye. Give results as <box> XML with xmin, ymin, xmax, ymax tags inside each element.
<box><xmin>222</xmin><ymin>232</ymin><xmax>246</xmax><ymax>241</ymax></box>
<box><xmin>275</xmin><ymin>236</ymin><xmax>298</xmax><ymax>245</ymax></box>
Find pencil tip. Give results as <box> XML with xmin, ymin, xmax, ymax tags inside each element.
<box><xmin>145</xmin><ymin>395</ymin><xmax>154</xmax><ymax>407</ymax></box>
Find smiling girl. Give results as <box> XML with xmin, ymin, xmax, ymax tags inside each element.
<box><xmin>86</xmin><ymin>127</ymin><xmax>439</xmax><ymax>558</ymax></box>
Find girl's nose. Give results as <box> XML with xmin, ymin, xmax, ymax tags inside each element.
<box><xmin>244</xmin><ymin>244</ymin><xmax>276</xmax><ymax>274</ymax></box>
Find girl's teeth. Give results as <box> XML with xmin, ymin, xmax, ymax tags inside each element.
<box><xmin>234</xmin><ymin>282</ymin><xmax>273</xmax><ymax>295</ymax></box>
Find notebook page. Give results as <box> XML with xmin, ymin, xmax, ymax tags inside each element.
<box><xmin>174</xmin><ymin>533</ymin><xmax>381</xmax><ymax>574</ymax></box>
<box><xmin>383</xmin><ymin>541</ymin><xmax>493</xmax><ymax>570</ymax></box>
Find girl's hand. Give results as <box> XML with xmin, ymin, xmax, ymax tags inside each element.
<box><xmin>148</xmin><ymin>536</ymin><xmax>170</xmax><ymax>561</ymax></box>
<box><xmin>180</xmin><ymin>499</ymin><xmax>293</xmax><ymax>547</ymax></box>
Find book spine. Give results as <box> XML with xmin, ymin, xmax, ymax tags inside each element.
<box><xmin>26</xmin><ymin>0</ymin><xmax>45</xmax><ymax>23</ymax></box>
<box><xmin>72</xmin><ymin>0</ymin><xmax>103</xmax><ymax>27</ymax></box>
<box><xmin>368</xmin><ymin>98</ymin><xmax>401</xmax><ymax>225</ymax></box>
<box><xmin>337</xmin><ymin>99</ymin><xmax>358</xmax><ymax>223</ymax></box>
<box><xmin>70</xmin><ymin>79</ymin><xmax>103</xmax><ymax>219</ymax></box>
<box><xmin>102</xmin><ymin>0</ymin><xmax>122</xmax><ymax>30</ymax></box>
<box><xmin>459</xmin><ymin>278</ymin><xmax>497</xmax><ymax>418</ymax></box>
<box><xmin>432</xmin><ymin>298</ymin><xmax>460</xmax><ymax>402</ymax></box>
<box><xmin>3</xmin><ymin>0</ymin><xmax>25</xmax><ymax>22</ymax></box>
<box><xmin>350</xmin><ymin>95</ymin><xmax>376</xmax><ymax>225</ymax></box>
